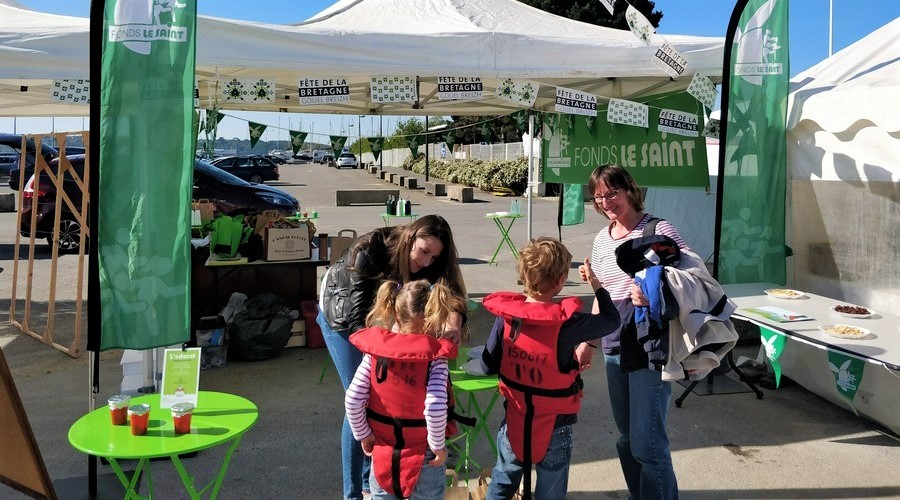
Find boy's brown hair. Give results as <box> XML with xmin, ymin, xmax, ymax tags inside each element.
<box><xmin>517</xmin><ymin>237</ymin><xmax>572</xmax><ymax>298</ymax></box>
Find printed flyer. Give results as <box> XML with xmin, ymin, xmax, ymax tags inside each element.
<box><xmin>161</xmin><ymin>348</ymin><xmax>201</xmax><ymax>408</ymax></box>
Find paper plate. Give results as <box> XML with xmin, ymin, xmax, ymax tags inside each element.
<box><xmin>829</xmin><ymin>305</ymin><xmax>875</xmax><ymax>319</ymax></box>
<box><xmin>764</xmin><ymin>288</ymin><xmax>805</xmax><ymax>299</ymax></box>
<box><xmin>819</xmin><ymin>324</ymin><xmax>871</xmax><ymax>340</ymax></box>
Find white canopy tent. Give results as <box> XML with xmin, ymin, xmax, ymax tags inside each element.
<box><xmin>786</xmin><ymin>17</ymin><xmax>900</xmax><ymax>312</ymax></box>
<box><xmin>0</xmin><ymin>0</ymin><xmax>725</xmax><ymax>117</ymax></box>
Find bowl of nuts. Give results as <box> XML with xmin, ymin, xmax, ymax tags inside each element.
<box><xmin>830</xmin><ymin>304</ymin><xmax>875</xmax><ymax>319</ymax></box>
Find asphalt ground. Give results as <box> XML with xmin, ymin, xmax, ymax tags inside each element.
<box><xmin>1</xmin><ymin>162</ymin><xmax>899</xmax><ymax>499</ymax></box>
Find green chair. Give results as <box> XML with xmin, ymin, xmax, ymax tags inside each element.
<box><xmin>446</xmin><ymin>355</ymin><xmax>500</xmax><ymax>481</ymax></box>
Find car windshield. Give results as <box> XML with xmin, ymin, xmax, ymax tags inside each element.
<box><xmin>195</xmin><ymin>160</ymin><xmax>250</xmax><ymax>186</ymax></box>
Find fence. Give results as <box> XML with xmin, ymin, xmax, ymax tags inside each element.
<box><xmin>361</xmin><ymin>141</ymin><xmax>538</xmax><ymax>168</ymax></box>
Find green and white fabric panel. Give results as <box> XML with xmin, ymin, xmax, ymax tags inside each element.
<box><xmin>99</xmin><ymin>0</ymin><xmax>197</xmax><ymax>350</ymax></box>
<box><xmin>719</xmin><ymin>0</ymin><xmax>790</xmax><ymax>285</ymax></box>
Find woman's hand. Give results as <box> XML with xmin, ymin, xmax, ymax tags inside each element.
<box><xmin>630</xmin><ymin>282</ymin><xmax>649</xmax><ymax>307</ymax></box>
<box><xmin>360</xmin><ymin>434</ymin><xmax>375</xmax><ymax>456</ymax></box>
<box><xmin>428</xmin><ymin>447</ymin><xmax>447</xmax><ymax>467</ymax></box>
<box><xmin>574</xmin><ymin>342</ymin><xmax>595</xmax><ymax>371</ymax></box>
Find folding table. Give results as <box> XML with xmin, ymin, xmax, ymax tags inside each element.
<box><xmin>485</xmin><ymin>213</ymin><xmax>523</xmax><ymax>265</ymax></box>
<box><xmin>68</xmin><ymin>391</ymin><xmax>258</xmax><ymax>499</ymax></box>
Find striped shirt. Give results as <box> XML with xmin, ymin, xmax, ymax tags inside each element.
<box><xmin>345</xmin><ymin>353</ymin><xmax>450</xmax><ymax>451</ymax></box>
<box><xmin>589</xmin><ymin>213</ymin><xmax>688</xmax><ymax>353</ymax></box>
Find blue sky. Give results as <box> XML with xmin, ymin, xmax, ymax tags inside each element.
<box><xmin>7</xmin><ymin>0</ymin><xmax>898</xmax><ymax>143</ymax></box>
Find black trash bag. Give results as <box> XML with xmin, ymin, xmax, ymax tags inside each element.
<box><xmin>226</xmin><ymin>293</ymin><xmax>293</xmax><ymax>361</ymax></box>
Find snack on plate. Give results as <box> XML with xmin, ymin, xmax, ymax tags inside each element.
<box><xmin>765</xmin><ymin>288</ymin><xmax>803</xmax><ymax>299</ymax></box>
<box><xmin>834</xmin><ymin>304</ymin><xmax>870</xmax><ymax>315</ymax></box>
<box><xmin>820</xmin><ymin>324</ymin><xmax>868</xmax><ymax>338</ymax></box>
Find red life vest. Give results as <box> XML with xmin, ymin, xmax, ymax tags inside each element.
<box><xmin>350</xmin><ymin>327</ymin><xmax>458</xmax><ymax>499</ymax></box>
<box><xmin>481</xmin><ymin>292</ymin><xmax>584</xmax><ymax>466</ymax></box>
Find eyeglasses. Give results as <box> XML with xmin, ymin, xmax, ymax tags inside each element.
<box><xmin>591</xmin><ymin>189</ymin><xmax>620</xmax><ymax>203</ymax></box>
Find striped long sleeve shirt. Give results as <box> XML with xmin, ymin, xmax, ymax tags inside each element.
<box><xmin>589</xmin><ymin>213</ymin><xmax>688</xmax><ymax>354</ymax></box>
<box><xmin>345</xmin><ymin>353</ymin><xmax>449</xmax><ymax>451</ymax></box>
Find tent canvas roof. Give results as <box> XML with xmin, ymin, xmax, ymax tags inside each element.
<box><xmin>787</xmin><ymin>17</ymin><xmax>900</xmax><ymax>181</ymax></box>
<box><xmin>0</xmin><ymin>0</ymin><xmax>724</xmax><ymax>117</ymax></box>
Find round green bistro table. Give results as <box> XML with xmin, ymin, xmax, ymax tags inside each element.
<box><xmin>68</xmin><ymin>391</ymin><xmax>258</xmax><ymax>499</ymax></box>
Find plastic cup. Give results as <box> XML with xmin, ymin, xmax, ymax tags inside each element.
<box><xmin>128</xmin><ymin>403</ymin><xmax>151</xmax><ymax>436</ymax></box>
<box><xmin>108</xmin><ymin>394</ymin><xmax>131</xmax><ymax>425</ymax></box>
<box><xmin>303</xmin><ymin>211</ymin><xmax>309</xmax><ymax>218</ymax></box>
<box><xmin>312</xmin><ymin>210</ymin><xmax>318</xmax><ymax>218</ymax></box>
<box><xmin>171</xmin><ymin>402</ymin><xmax>195</xmax><ymax>435</ymax></box>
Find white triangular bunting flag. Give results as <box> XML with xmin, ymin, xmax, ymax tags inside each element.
<box><xmin>652</xmin><ymin>44</ymin><xmax>688</xmax><ymax>78</ymax></box>
<box><xmin>598</xmin><ymin>0</ymin><xmax>616</xmax><ymax>15</ymax></box>
<box><xmin>687</xmin><ymin>73</ymin><xmax>717</xmax><ymax>109</ymax></box>
<box><xmin>626</xmin><ymin>5</ymin><xmax>655</xmax><ymax>45</ymax></box>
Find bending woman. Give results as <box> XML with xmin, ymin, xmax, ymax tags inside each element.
<box><xmin>318</xmin><ymin>214</ymin><xmax>467</xmax><ymax>500</ymax></box>
<box><xmin>579</xmin><ymin>165</ymin><xmax>688</xmax><ymax>500</ymax></box>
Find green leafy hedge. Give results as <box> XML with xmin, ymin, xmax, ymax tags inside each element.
<box><xmin>405</xmin><ymin>156</ymin><xmax>529</xmax><ymax>195</ymax></box>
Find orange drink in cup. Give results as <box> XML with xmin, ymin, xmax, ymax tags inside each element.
<box><xmin>128</xmin><ymin>404</ymin><xmax>150</xmax><ymax>436</ymax></box>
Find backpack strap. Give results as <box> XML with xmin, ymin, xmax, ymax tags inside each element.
<box><xmin>642</xmin><ymin>216</ymin><xmax>663</xmax><ymax>237</ymax></box>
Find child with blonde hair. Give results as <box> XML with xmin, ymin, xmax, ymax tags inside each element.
<box><xmin>481</xmin><ymin>237</ymin><xmax>620</xmax><ymax>499</ymax></box>
<box><xmin>345</xmin><ymin>279</ymin><xmax>467</xmax><ymax>500</ymax></box>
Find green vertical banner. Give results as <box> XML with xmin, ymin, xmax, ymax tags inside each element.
<box><xmin>330</xmin><ymin>135</ymin><xmax>347</xmax><ymax>157</ymax></box>
<box><xmin>99</xmin><ymin>0</ymin><xmax>197</xmax><ymax>350</ymax></box>
<box><xmin>560</xmin><ymin>183</ymin><xmax>584</xmax><ymax>226</ymax></box>
<box><xmin>760</xmin><ymin>327</ymin><xmax>786</xmax><ymax>388</ymax></box>
<box><xmin>367</xmin><ymin>137</ymin><xmax>384</xmax><ymax>161</ymax></box>
<box><xmin>827</xmin><ymin>352</ymin><xmax>865</xmax><ymax>405</ymax></box>
<box><xmin>289</xmin><ymin>130</ymin><xmax>308</xmax><ymax>156</ymax></box>
<box><xmin>718</xmin><ymin>0</ymin><xmax>790</xmax><ymax>284</ymax></box>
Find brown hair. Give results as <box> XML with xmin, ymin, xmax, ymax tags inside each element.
<box><xmin>366</xmin><ymin>279</ymin><xmax>469</xmax><ymax>342</ymax></box>
<box><xmin>517</xmin><ymin>237</ymin><xmax>572</xmax><ymax>298</ymax></box>
<box><xmin>386</xmin><ymin>214</ymin><xmax>467</xmax><ymax>299</ymax></box>
<box><xmin>587</xmin><ymin>164</ymin><xmax>644</xmax><ymax>217</ymax></box>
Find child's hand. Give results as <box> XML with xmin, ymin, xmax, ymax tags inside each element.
<box><xmin>575</xmin><ymin>342</ymin><xmax>595</xmax><ymax>371</ymax></box>
<box><xmin>579</xmin><ymin>258</ymin><xmax>601</xmax><ymax>289</ymax></box>
<box><xmin>630</xmin><ymin>282</ymin><xmax>649</xmax><ymax>306</ymax></box>
<box><xmin>360</xmin><ymin>434</ymin><xmax>375</xmax><ymax>456</ymax></box>
<box><xmin>428</xmin><ymin>447</ymin><xmax>447</xmax><ymax>467</ymax></box>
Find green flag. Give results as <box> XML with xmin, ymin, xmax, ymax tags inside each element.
<box><xmin>367</xmin><ymin>137</ymin><xmax>385</xmax><ymax>161</ymax></box>
<box><xmin>405</xmin><ymin>134</ymin><xmax>421</xmax><ymax>158</ymax></box>
<box><xmin>98</xmin><ymin>0</ymin><xmax>197</xmax><ymax>350</ymax></box>
<box><xmin>290</xmin><ymin>130</ymin><xmax>308</xmax><ymax>155</ymax></box>
<box><xmin>248</xmin><ymin>121</ymin><xmax>267</xmax><ymax>149</ymax></box>
<box><xmin>561</xmin><ymin>183</ymin><xmax>584</xmax><ymax>226</ymax></box>
<box><xmin>480</xmin><ymin>120</ymin><xmax>492</xmax><ymax>143</ymax></box>
<box><xmin>718</xmin><ymin>0</ymin><xmax>789</xmax><ymax>284</ymax></box>
<box><xmin>442</xmin><ymin>129</ymin><xmax>457</xmax><ymax>152</ymax></box>
<box><xmin>330</xmin><ymin>135</ymin><xmax>348</xmax><ymax>157</ymax></box>
<box><xmin>827</xmin><ymin>352</ymin><xmax>865</xmax><ymax>405</ymax></box>
<box><xmin>513</xmin><ymin>110</ymin><xmax>528</xmax><ymax>134</ymax></box>
<box><xmin>760</xmin><ymin>327</ymin><xmax>786</xmax><ymax>388</ymax></box>
<box><xmin>583</xmin><ymin>115</ymin><xmax>595</xmax><ymax>134</ymax></box>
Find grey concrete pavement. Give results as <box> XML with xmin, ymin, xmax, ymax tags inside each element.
<box><xmin>1</xmin><ymin>163</ymin><xmax>899</xmax><ymax>499</ymax></box>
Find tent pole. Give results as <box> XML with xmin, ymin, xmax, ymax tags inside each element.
<box><xmin>526</xmin><ymin>113</ymin><xmax>534</xmax><ymax>241</ymax></box>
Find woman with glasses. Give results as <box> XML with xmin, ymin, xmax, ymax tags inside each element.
<box><xmin>577</xmin><ymin>164</ymin><xmax>688</xmax><ymax>500</ymax></box>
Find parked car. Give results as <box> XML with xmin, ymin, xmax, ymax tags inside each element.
<box><xmin>317</xmin><ymin>153</ymin><xmax>334</xmax><ymax>165</ymax></box>
<box><xmin>210</xmin><ymin>155</ymin><xmax>280</xmax><ymax>183</ymax></box>
<box><xmin>0</xmin><ymin>148</ymin><xmax>19</xmax><ymax>178</ymax></box>
<box><xmin>336</xmin><ymin>152</ymin><xmax>358</xmax><ymax>169</ymax></box>
<box><xmin>263</xmin><ymin>154</ymin><xmax>286</xmax><ymax>165</ymax></box>
<box><xmin>20</xmin><ymin>156</ymin><xmax>299</xmax><ymax>253</ymax></box>
<box><xmin>2</xmin><ymin>133</ymin><xmax>59</xmax><ymax>190</ymax></box>
<box><xmin>293</xmin><ymin>152</ymin><xmax>313</xmax><ymax>163</ymax></box>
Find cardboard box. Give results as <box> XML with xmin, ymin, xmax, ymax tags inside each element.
<box><xmin>264</xmin><ymin>224</ymin><xmax>311</xmax><ymax>261</ymax></box>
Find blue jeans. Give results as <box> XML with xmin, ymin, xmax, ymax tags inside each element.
<box><xmin>604</xmin><ymin>353</ymin><xmax>678</xmax><ymax>500</ymax></box>
<box><xmin>318</xmin><ymin>310</ymin><xmax>371</xmax><ymax>500</ymax></box>
<box><xmin>369</xmin><ymin>449</ymin><xmax>446</xmax><ymax>500</ymax></box>
<box><xmin>486</xmin><ymin>422</ymin><xmax>573</xmax><ymax>500</ymax></box>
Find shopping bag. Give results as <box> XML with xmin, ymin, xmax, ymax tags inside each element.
<box><xmin>191</xmin><ymin>198</ymin><xmax>215</xmax><ymax>223</ymax></box>
<box><xmin>444</xmin><ymin>470</ymin><xmax>469</xmax><ymax>500</ymax></box>
<box><xmin>330</xmin><ymin>228</ymin><xmax>358</xmax><ymax>265</ymax></box>
<box><xmin>471</xmin><ymin>468</ymin><xmax>523</xmax><ymax>500</ymax></box>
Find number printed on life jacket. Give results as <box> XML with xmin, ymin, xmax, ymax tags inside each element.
<box><xmin>506</xmin><ymin>344</ymin><xmax>548</xmax><ymax>364</ymax></box>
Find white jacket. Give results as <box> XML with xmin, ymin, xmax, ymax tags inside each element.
<box><xmin>662</xmin><ymin>249</ymin><xmax>739</xmax><ymax>381</ymax></box>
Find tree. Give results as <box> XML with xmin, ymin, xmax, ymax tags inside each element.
<box><xmin>384</xmin><ymin>117</ymin><xmax>427</xmax><ymax>150</ymax></box>
<box><xmin>517</xmin><ymin>0</ymin><xmax>662</xmax><ymax>29</ymax></box>
<box><xmin>447</xmin><ymin>1</ymin><xmax>664</xmax><ymax>144</ymax></box>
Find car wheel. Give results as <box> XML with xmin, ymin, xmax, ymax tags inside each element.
<box><xmin>48</xmin><ymin>216</ymin><xmax>84</xmax><ymax>254</ymax></box>
<box><xmin>250</xmin><ymin>174</ymin><xmax>263</xmax><ymax>183</ymax></box>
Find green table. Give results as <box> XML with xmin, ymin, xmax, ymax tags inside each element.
<box><xmin>68</xmin><ymin>391</ymin><xmax>258</xmax><ymax>499</ymax></box>
<box><xmin>380</xmin><ymin>212</ymin><xmax>419</xmax><ymax>227</ymax></box>
<box><xmin>485</xmin><ymin>213</ymin><xmax>524</xmax><ymax>265</ymax></box>
<box><xmin>447</xmin><ymin>363</ymin><xmax>500</xmax><ymax>479</ymax></box>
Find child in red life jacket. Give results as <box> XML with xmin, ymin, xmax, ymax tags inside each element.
<box><xmin>480</xmin><ymin>237</ymin><xmax>620</xmax><ymax>500</ymax></box>
<box><xmin>345</xmin><ymin>279</ymin><xmax>468</xmax><ymax>500</ymax></box>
